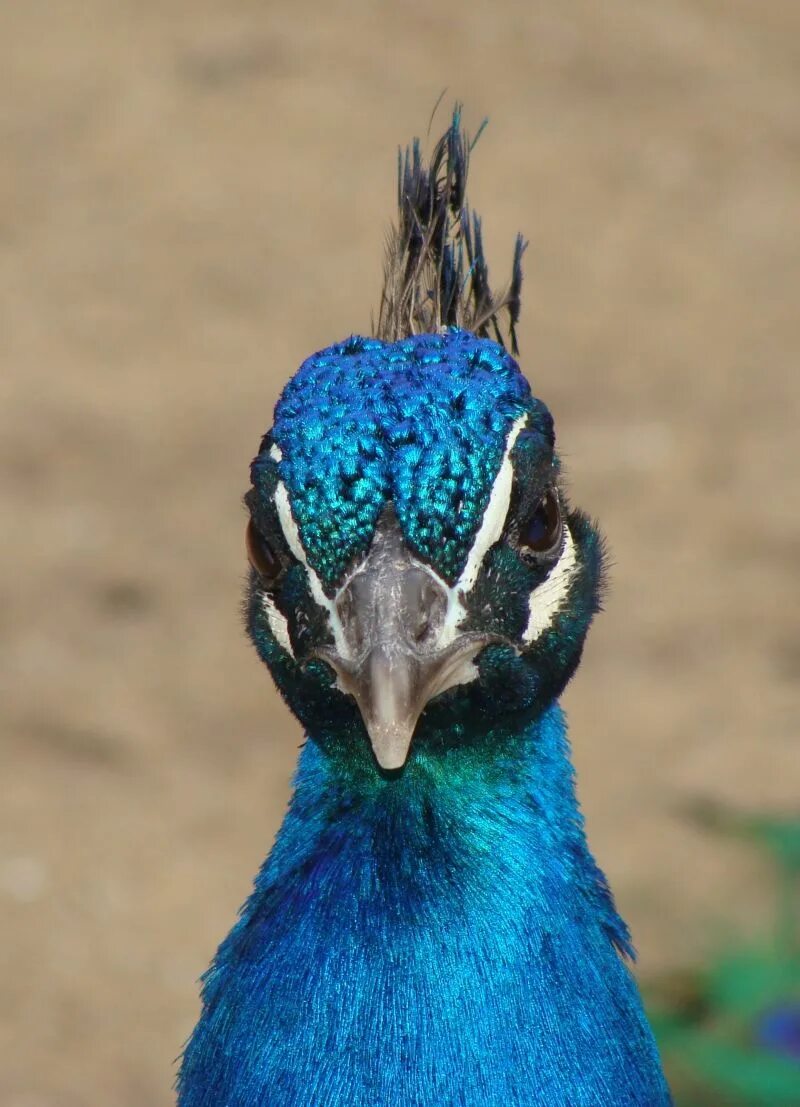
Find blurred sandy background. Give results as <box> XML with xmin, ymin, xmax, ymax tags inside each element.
<box><xmin>1</xmin><ymin>2</ymin><xmax>798</xmax><ymax>1104</ymax></box>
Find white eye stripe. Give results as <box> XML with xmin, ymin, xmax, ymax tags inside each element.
<box><xmin>273</xmin><ymin>479</ymin><xmax>352</xmax><ymax>660</ymax></box>
<box><xmin>437</xmin><ymin>413</ymin><xmax>529</xmax><ymax>646</ymax></box>
<box><xmin>261</xmin><ymin>593</ymin><xmax>295</xmax><ymax>658</ymax></box>
<box><xmin>456</xmin><ymin>414</ymin><xmax>528</xmax><ymax>595</ymax></box>
<box><xmin>269</xmin><ymin>443</ymin><xmax>283</xmax><ymax>462</ymax></box>
<box><xmin>522</xmin><ymin>524</ymin><xmax>577</xmax><ymax>643</ymax></box>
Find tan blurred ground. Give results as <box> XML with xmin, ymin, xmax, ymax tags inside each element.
<box><xmin>1</xmin><ymin>2</ymin><xmax>798</xmax><ymax>1104</ymax></box>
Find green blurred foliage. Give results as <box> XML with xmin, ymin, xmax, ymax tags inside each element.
<box><xmin>646</xmin><ymin>805</ymin><xmax>800</xmax><ymax>1106</ymax></box>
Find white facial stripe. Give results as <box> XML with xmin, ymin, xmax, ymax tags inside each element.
<box><xmin>269</xmin><ymin>444</ymin><xmax>283</xmax><ymax>462</ymax></box>
<box><xmin>273</xmin><ymin>480</ymin><xmax>351</xmax><ymax>659</ymax></box>
<box><xmin>523</xmin><ymin>524</ymin><xmax>577</xmax><ymax>643</ymax></box>
<box><xmin>438</xmin><ymin>413</ymin><xmax>529</xmax><ymax>646</ymax></box>
<box><xmin>457</xmin><ymin>414</ymin><xmax>529</xmax><ymax>594</ymax></box>
<box><xmin>261</xmin><ymin>593</ymin><xmax>295</xmax><ymax>657</ymax></box>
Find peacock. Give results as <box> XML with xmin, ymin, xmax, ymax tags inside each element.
<box><xmin>177</xmin><ymin>109</ymin><xmax>673</xmax><ymax>1106</ymax></box>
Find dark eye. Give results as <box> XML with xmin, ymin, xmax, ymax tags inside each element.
<box><xmin>520</xmin><ymin>489</ymin><xmax>562</xmax><ymax>556</ymax></box>
<box><xmin>246</xmin><ymin>519</ymin><xmax>282</xmax><ymax>584</ymax></box>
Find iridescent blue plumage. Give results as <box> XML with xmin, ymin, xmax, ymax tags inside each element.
<box><xmin>270</xmin><ymin>331</ymin><xmax>531</xmax><ymax>585</ymax></box>
<box><xmin>177</xmin><ymin>111</ymin><xmax>672</xmax><ymax>1105</ymax></box>
<box><xmin>179</xmin><ymin>708</ymin><xmax>669</xmax><ymax>1106</ymax></box>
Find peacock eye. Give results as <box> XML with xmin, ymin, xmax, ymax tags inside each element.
<box><xmin>519</xmin><ymin>489</ymin><xmax>562</xmax><ymax>556</ymax></box>
<box><xmin>246</xmin><ymin>519</ymin><xmax>282</xmax><ymax>585</ymax></box>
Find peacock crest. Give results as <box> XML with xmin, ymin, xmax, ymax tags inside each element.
<box><xmin>376</xmin><ymin>106</ymin><xmax>526</xmax><ymax>353</ymax></box>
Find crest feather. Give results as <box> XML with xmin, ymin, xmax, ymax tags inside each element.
<box><xmin>376</xmin><ymin>106</ymin><xmax>526</xmax><ymax>354</ymax></box>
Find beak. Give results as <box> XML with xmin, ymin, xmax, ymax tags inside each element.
<box><xmin>315</xmin><ymin>514</ymin><xmax>489</xmax><ymax>769</ymax></box>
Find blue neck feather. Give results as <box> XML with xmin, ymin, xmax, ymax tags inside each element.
<box><xmin>178</xmin><ymin>706</ymin><xmax>671</xmax><ymax>1106</ymax></box>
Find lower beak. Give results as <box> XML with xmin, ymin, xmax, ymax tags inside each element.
<box><xmin>324</xmin><ymin>635</ymin><xmax>487</xmax><ymax>770</ymax></box>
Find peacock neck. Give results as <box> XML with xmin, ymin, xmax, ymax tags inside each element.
<box><xmin>264</xmin><ymin>704</ymin><xmax>630</xmax><ymax>952</ymax></box>
<box><xmin>178</xmin><ymin>704</ymin><xmax>672</xmax><ymax>1106</ymax></box>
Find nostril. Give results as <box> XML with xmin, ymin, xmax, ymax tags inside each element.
<box><xmin>411</xmin><ymin>580</ymin><xmax>446</xmax><ymax>647</ymax></box>
<box><xmin>337</xmin><ymin>590</ymin><xmax>354</xmax><ymax>624</ymax></box>
<box><xmin>336</xmin><ymin>587</ymin><xmax>367</xmax><ymax>655</ymax></box>
<box><xmin>412</xmin><ymin>609</ymin><xmax>432</xmax><ymax>645</ymax></box>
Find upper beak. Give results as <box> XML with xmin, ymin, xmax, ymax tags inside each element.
<box><xmin>315</xmin><ymin>515</ymin><xmax>490</xmax><ymax>769</ymax></box>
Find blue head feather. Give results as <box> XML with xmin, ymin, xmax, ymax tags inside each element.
<box><xmin>177</xmin><ymin>111</ymin><xmax>672</xmax><ymax>1106</ymax></box>
<box><xmin>266</xmin><ymin>330</ymin><xmax>532</xmax><ymax>585</ymax></box>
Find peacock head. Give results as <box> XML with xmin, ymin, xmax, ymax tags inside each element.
<box><xmin>245</xmin><ymin>109</ymin><xmax>604</xmax><ymax>772</ymax></box>
<box><xmin>245</xmin><ymin>329</ymin><xmax>604</xmax><ymax>771</ymax></box>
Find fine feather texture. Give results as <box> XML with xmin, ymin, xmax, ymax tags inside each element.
<box><xmin>178</xmin><ymin>707</ymin><xmax>671</xmax><ymax>1106</ymax></box>
<box><xmin>376</xmin><ymin>106</ymin><xmax>525</xmax><ymax>353</ymax></box>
